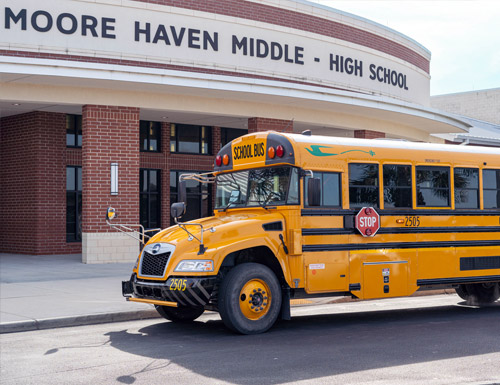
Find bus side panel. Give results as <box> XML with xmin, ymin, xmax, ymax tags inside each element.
<box><xmin>417</xmin><ymin>247</ymin><xmax>456</xmax><ymax>280</ymax></box>
<box><xmin>350</xmin><ymin>249</ymin><xmax>417</xmax><ymax>299</ymax></box>
<box><xmin>304</xmin><ymin>251</ymin><xmax>349</xmax><ymax>293</ymax></box>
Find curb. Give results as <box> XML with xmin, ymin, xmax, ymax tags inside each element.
<box><xmin>0</xmin><ymin>290</ymin><xmax>457</xmax><ymax>334</ymax></box>
<box><xmin>0</xmin><ymin>309</ymin><xmax>160</xmax><ymax>334</ymax></box>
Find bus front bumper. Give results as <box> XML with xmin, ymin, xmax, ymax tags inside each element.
<box><xmin>122</xmin><ymin>274</ymin><xmax>217</xmax><ymax>308</ymax></box>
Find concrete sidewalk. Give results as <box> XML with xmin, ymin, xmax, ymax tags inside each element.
<box><xmin>0</xmin><ymin>253</ymin><xmax>159</xmax><ymax>334</ymax></box>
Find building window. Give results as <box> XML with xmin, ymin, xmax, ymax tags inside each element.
<box><xmin>416</xmin><ymin>166</ymin><xmax>450</xmax><ymax>207</ymax></box>
<box><xmin>305</xmin><ymin>172</ymin><xmax>341</xmax><ymax>207</ymax></box>
<box><xmin>66</xmin><ymin>166</ymin><xmax>82</xmax><ymax>242</ymax></box>
<box><xmin>454</xmin><ymin>168</ymin><xmax>479</xmax><ymax>209</ymax></box>
<box><xmin>140</xmin><ymin>169</ymin><xmax>161</xmax><ymax>229</ymax></box>
<box><xmin>383</xmin><ymin>164</ymin><xmax>412</xmax><ymax>208</ymax></box>
<box><xmin>349</xmin><ymin>163</ymin><xmax>379</xmax><ymax>208</ymax></box>
<box><xmin>483</xmin><ymin>169</ymin><xmax>500</xmax><ymax>209</ymax></box>
<box><xmin>170</xmin><ymin>124</ymin><xmax>211</xmax><ymax>155</ymax></box>
<box><xmin>221</xmin><ymin>127</ymin><xmax>247</xmax><ymax>147</ymax></box>
<box><xmin>140</xmin><ymin>121</ymin><xmax>161</xmax><ymax>152</ymax></box>
<box><xmin>66</xmin><ymin>115</ymin><xmax>82</xmax><ymax>147</ymax></box>
<box><xmin>170</xmin><ymin>170</ymin><xmax>212</xmax><ymax>225</ymax></box>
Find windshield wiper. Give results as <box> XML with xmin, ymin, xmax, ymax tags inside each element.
<box><xmin>222</xmin><ymin>200</ymin><xmax>236</xmax><ymax>212</ymax></box>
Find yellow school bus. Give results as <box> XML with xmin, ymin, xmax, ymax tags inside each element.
<box><xmin>121</xmin><ymin>131</ymin><xmax>500</xmax><ymax>334</ymax></box>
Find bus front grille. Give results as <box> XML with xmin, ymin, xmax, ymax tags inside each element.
<box><xmin>140</xmin><ymin>251</ymin><xmax>171</xmax><ymax>277</ymax></box>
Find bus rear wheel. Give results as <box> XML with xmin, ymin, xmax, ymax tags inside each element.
<box><xmin>155</xmin><ymin>305</ymin><xmax>205</xmax><ymax>322</ymax></box>
<box><xmin>464</xmin><ymin>283</ymin><xmax>500</xmax><ymax>305</ymax></box>
<box><xmin>455</xmin><ymin>284</ymin><xmax>468</xmax><ymax>300</ymax></box>
<box><xmin>219</xmin><ymin>263</ymin><xmax>282</xmax><ymax>335</ymax></box>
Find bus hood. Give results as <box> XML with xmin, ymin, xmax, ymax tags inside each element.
<box><xmin>148</xmin><ymin>210</ymin><xmax>286</xmax><ymax>253</ymax></box>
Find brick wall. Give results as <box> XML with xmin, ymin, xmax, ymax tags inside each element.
<box><xmin>0</xmin><ymin>111</ymin><xmax>81</xmax><ymax>254</ymax></box>
<box><xmin>248</xmin><ymin>117</ymin><xmax>294</xmax><ymax>133</ymax></box>
<box><xmin>0</xmin><ymin>110</ymin><xmax>241</xmax><ymax>256</ymax></box>
<box><xmin>354</xmin><ymin>130</ymin><xmax>385</xmax><ymax>139</ymax></box>
<box><xmin>82</xmin><ymin>105</ymin><xmax>140</xmax><ymax>233</ymax></box>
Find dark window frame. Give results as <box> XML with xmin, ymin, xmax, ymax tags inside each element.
<box><xmin>140</xmin><ymin>121</ymin><xmax>162</xmax><ymax>153</ymax></box>
<box><xmin>454</xmin><ymin>167</ymin><xmax>480</xmax><ymax>209</ymax></box>
<box><xmin>483</xmin><ymin>169</ymin><xmax>500</xmax><ymax>210</ymax></box>
<box><xmin>140</xmin><ymin>169</ymin><xmax>162</xmax><ymax>229</ymax></box>
<box><xmin>382</xmin><ymin>164</ymin><xmax>413</xmax><ymax>209</ymax></box>
<box><xmin>66</xmin><ymin>114</ymin><xmax>82</xmax><ymax>148</ymax></box>
<box><xmin>349</xmin><ymin>163</ymin><xmax>380</xmax><ymax>209</ymax></box>
<box><xmin>170</xmin><ymin>123</ymin><xmax>212</xmax><ymax>155</ymax></box>
<box><xmin>66</xmin><ymin>165</ymin><xmax>82</xmax><ymax>242</ymax></box>
<box><xmin>416</xmin><ymin>165</ymin><xmax>451</xmax><ymax>208</ymax></box>
<box><xmin>304</xmin><ymin>171</ymin><xmax>342</xmax><ymax>208</ymax></box>
<box><xmin>220</xmin><ymin>127</ymin><xmax>247</xmax><ymax>148</ymax></box>
<box><xmin>171</xmin><ymin>170</ymin><xmax>213</xmax><ymax>225</ymax></box>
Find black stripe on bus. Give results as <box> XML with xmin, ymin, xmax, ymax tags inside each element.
<box><xmin>301</xmin><ymin>209</ymin><xmax>500</xmax><ymax>217</ymax></box>
<box><xmin>302</xmin><ymin>226</ymin><xmax>500</xmax><ymax>236</ymax></box>
<box><xmin>460</xmin><ymin>256</ymin><xmax>500</xmax><ymax>271</ymax></box>
<box><xmin>302</xmin><ymin>240</ymin><xmax>500</xmax><ymax>252</ymax></box>
<box><xmin>302</xmin><ymin>228</ymin><xmax>353</xmax><ymax>235</ymax></box>
<box><xmin>417</xmin><ymin>275</ymin><xmax>500</xmax><ymax>286</ymax></box>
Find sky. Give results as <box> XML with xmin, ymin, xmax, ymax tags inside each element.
<box><xmin>310</xmin><ymin>0</ymin><xmax>500</xmax><ymax>96</ymax></box>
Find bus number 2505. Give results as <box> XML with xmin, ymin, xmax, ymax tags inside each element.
<box><xmin>404</xmin><ymin>216</ymin><xmax>420</xmax><ymax>227</ymax></box>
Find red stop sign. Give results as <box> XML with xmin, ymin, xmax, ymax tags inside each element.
<box><xmin>355</xmin><ymin>207</ymin><xmax>380</xmax><ymax>237</ymax></box>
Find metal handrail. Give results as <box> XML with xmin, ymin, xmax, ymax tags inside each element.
<box><xmin>180</xmin><ymin>172</ymin><xmax>216</xmax><ymax>184</ymax></box>
<box><xmin>105</xmin><ymin>221</ymin><xmax>161</xmax><ymax>245</ymax></box>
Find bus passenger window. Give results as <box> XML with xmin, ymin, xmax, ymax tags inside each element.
<box><xmin>349</xmin><ymin>163</ymin><xmax>379</xmax><ymax>208</ymax></box>
<box><xmin>383</xmin><ymin>164</ymin><xmax>412</xmax><ymax>208</ymax></box>
<box><xmin>304</xmin><ymin>172</ymin><xmax>341</xmax><ymax>207</ymax></box>
<box><xmin>416</xmin><ymin>166</ymin><xmax>450</xmax><ymax>207</ymax></box>
<box><xmin>454</xmin><ymin>168</ymin><xmax>479</xmax><ymax>209</ymax></box>
<box><xmin>483</xmin><ymin>169</ymin><xmax>500</xmax><ymax>209</ymax></box>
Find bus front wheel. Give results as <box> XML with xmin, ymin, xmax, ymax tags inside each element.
<box><xmin>463</xmin><ymin>283</ymin><xmax>500</xmax><ymax>305</ymax></box>
<box><xmin>219</xmin><ymin>263</ymin><xmax>282</xmax><ymax>334</ymax></box>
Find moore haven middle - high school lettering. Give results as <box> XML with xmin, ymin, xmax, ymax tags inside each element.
<box><xmin>3</xmin><ymin>7</ymin><xmax>410</xmax><ymax>90</ymax></box>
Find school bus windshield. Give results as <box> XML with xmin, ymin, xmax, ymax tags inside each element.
<box><xmin>215</xmin><ymin>166</ymin><xmax>300</xmax><ymax>209</ymax></box>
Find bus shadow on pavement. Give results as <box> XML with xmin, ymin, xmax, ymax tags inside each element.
<box><xmin>105</xmin><ymin>304</ymin><xmax>500</xmax><ymax>384</ymax></box>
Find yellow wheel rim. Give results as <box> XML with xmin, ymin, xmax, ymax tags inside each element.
<box><xmin>239</xmin><ymin>279</ymin><xmax>272</xmax><ymax>320</ymax></box>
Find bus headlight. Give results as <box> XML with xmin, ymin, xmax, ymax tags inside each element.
<box><xmin>174</xmin><ymin>260</ymin><xmax>214</xmax><ymax>272</ymax></box>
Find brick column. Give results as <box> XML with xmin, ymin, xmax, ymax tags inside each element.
<box><xmin>248</xmin><ymin>117</ymin><xmax>293</xmax><ymax>133</ymax></box>
<box><xmin>82</xmin><ymin>105</ymin><xmax>140</xmax><ymax>263</ymax></box>
<box><xmin>354</xmin><ymin>130</ymin><xmax>385</xmax><ymax>139</ymax></box>
<box><xmin>0</xmin><ymin>112</ymin><xmax>69</xmax><ymax>255</ymax></box>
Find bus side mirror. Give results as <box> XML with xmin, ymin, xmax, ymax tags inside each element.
<box><xmin>307</xmin><ymin>178</ymin><xmax>321</xmax><ymax>206</ymax></box>
<box><xmin>106</xmin><ymin>207</ymin><xmax>116</xmax><ymax>221</ymax></box>
<box><xmin>171</xmin><ymin>202</ymin><xmax>186</xmax><ymax>219</ymax></box>
<box><xmin>178</xmin><ymin>180</ymin><xmax>187</xmax><ymax>204</ymax></box>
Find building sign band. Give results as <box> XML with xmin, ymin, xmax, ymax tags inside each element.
<box><xmin>1</xmin><ymin>1</ymin><xmax>429</xmax><ymax>103</ymax></box>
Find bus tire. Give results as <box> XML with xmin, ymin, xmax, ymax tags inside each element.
<box><xmin>219</xmin><ymin>263</ymin><xmax>282</xmax><ymax>335</ymax></box>
<box><xmin>464</xmin><ymin>283</ymin><xmax>500</xmax><ymax>305</ymax></box>
<box><xmin>455</xmin><ymin>284</ymin><xmax>468</xmax><ymax>300</ymax></box>
<box><xmin>155</xmin><ymin>305</ymin><xmax>204</xmax><ymax>323</ymax></box>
